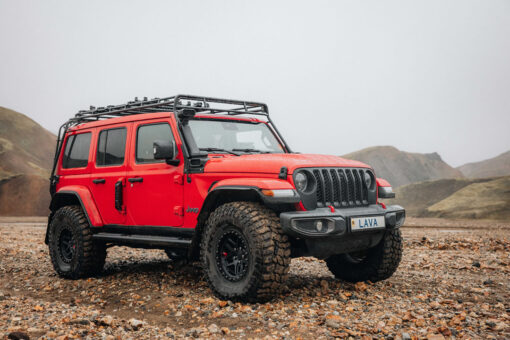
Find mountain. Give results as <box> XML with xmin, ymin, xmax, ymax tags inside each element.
<box><xmin>388</xmin><ymin>177</ymin><xmax>491</xmax><ymax>216</ymax></box>
<box><xmin>0</xmin><ymin>107</ymin><xmax>56</xmax><ymax>216</ymax></box>
<box><xmin>0</xmin><ymin>174</ymin><xmax>51</xmax><ymax>216</ymax></box>
<box><xmin>342</xmin><ymin>146</ymin><xmax>463</xmax><ymax>188</ymax></box>
<box><xmin>389</xmin><ymin>176</ymin><xmax>510</xmax><ymax>220</ymax></box>
<box><xmin>457</xmin><ymin>150</ymin><xmax>510</xmax><ymax>178</ymax></box>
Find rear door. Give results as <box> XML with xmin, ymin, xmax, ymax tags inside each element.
<box><xmin>89</xmin><ymin>123</ymin><xmax>130</xmax><ymax>225</ymax></box>
<box><xmin>125</xmin><ymin>118</ymin><xmax>184</xmax><ymax>226</ymax></box>
<box><xmin>58</xmin><ymin>130</ymin><xmax>94</xmax><ymax>191</ymax></box>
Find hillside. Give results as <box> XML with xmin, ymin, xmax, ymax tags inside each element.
<box><xmin>457</xmin><ymin>150</ymin><xmax>510</xmax><ymax>178</ymax></box>
<box><xmin>389</xmin><ymin>176</ymin><xmax>510</xmax><ymax>220</ymax></box>
<box><xmin>0</xmin><ymin>107</ymin><xmax>56</xmax><ymax>216</ymax></box>
<box><xmin>0</xmin><ymin>174</ymin><xmax>51</xmax><ymax>215</ymax></box>
<box><xmin>343</xmin><ymin>146</ymin><xmax>463</xmax><ymax>188</ymax></box>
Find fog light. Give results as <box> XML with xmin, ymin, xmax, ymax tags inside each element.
<box><xmin>290</xmin><ymin>218</ymin><xmax>336</xmax><ymax>235</ymax></box>
<box><xmin>315</xmin><ymin>220</ymin><xmax>324</xmax><ymax>232</ymax></box>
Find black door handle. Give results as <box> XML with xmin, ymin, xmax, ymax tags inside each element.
<box><xmin>128</xmin><ymin>177</ymin><xmax>143</xmax><ymax>183</ymax></box>
<box><xmin>115</xmin><ymin>180</ymin><xmax>123</xmax><ymax>211</ymax></box>
<box><xmin>93</xmin><ymin>178</ymin><xmax>106</xmax><ymax>184</ymax></box>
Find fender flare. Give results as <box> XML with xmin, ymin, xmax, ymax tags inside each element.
<box><xmin>196</xmin><ymin>178</ymin><xmax>298</xmax><ymax>233</ymax></box>
<box><xmin>51</xmin><ymin>186</ymin><xmax>104</xmax><ymax>226</ymax></box>
<box><xmin>46</xmin><ymin>186</ymin><xmax>104</xmax><ymax>244</ymax></box>
<box><xmin>376</xmin><ymin>178</ymin><xmax>392</xmax><ymax>187</ymax></box>
<box><xmin>209</xmin><ymin>178</ymin><xmax>295</xmax><ymax>192</ymax></box>
<box><xmin>206</xmin><ymin>178</ymin><xmax>299</xmax><ymax>208</ymax></box>
<box><xmin>189</xmin><ymin>179</ymin><xmax>299</xmax><ymax>260</ymax></box>
<box><xmin>376</xmin><ymin>178</ymin><xmax>395</xmax><ymax>199</ymax></box>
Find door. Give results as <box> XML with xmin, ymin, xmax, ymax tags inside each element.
<box><xmin>125</xmin><ymin>119</ymin><xmax>184</xmax><ymax>226</ymax></box>
<box><xmin>59</xmin><ymin>130</ymin><xmax>93</xmax><ymax>194</ymax></box>
<box><xmin>89</xmin><ymin>124</ymin><xmax>130</xmax><ymax>225</ymax></box>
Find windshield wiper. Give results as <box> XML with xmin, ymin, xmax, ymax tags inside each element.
<box><xmin>232</xmin><ymin>148</ymin><xmax>271</xmax><ymax>154</ymax></box>
<box><xmin>199</xmin><ymin>147</ymin><xmax>240</xmax><ymax>156</ymax></box>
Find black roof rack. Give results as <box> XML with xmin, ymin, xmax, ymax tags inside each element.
<box><xmin>69</xmin><ymin>94</ymin><xmax>269</xmax><ymax>124</ymax></box>
<box><xmin>50</xmin><ymin>94</ymin><xmax>291</xmax><ymax>194</ymax></box>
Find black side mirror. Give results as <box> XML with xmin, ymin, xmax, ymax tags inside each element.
<box><xmin>154</xmin><ymin>140</ymin><xmax>179</xmax><ymax>165</ymax></box>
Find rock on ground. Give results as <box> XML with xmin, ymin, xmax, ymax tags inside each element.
<box><xmin>0</xmin><ymin>219</ymin><xmax>509</xmax><ymax>339</ymax></box>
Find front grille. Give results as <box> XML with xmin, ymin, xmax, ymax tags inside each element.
<box><xmin>312</xmin><ymin>168</ymin><xmax>370</xmax><ymax>208</ymax></box>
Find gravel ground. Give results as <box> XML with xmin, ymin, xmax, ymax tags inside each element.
<box><xmin>0</xmin><ymin>219</ymin><xmax>509</xmax><ymax>339</ymax></box>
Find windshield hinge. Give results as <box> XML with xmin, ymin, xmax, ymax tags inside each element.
<box><xmin>278</xmin><ymin>166</ymin><xmax>288</xmax><ymax>180</ymax></box>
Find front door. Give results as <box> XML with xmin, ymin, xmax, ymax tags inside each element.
<box><xmin>125</xmin><ymin>119</ymin><xmax>184</xmax><ymax>226</ymax></box>
<box><xmin>89</xmin><ymin>124</ymin><xmax>130</xmax><ymax>225</ymax></box>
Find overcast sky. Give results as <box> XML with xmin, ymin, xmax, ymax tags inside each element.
<box><xmin>1</xmin><ymin>0</ymin><xmax>509</xmax><ymax>166</ymax></box>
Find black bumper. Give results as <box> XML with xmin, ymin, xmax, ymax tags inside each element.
<box><xmin>280</xmin><ymin>205</ymin><xmax>405</xmax><ymax>258</ymax></box>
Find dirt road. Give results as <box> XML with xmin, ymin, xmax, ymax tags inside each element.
<box><xmin>1</xmin><ymin>218</ymin><xmax>509</xmax><ymax>339</ymax></box>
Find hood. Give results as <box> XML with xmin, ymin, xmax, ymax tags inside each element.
<box><xmin>203</xmin><ymin>153</ymin><xmax>370</xmax><ymax>174</ymax></box>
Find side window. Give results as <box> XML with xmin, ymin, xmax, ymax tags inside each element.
<box><xmin>96</xmin><ymin>127</ymin><xmax>127</xmax><ymax>166</ymax></box>
<box><xmin>136</xmin><ymin>123</ymin><xmax>174</xmax><ymax>163</ymax></box>
<box><xmin>62</xmin><ymin>132</ymin><xmax>92</xmax><ymax>169</ymax></box>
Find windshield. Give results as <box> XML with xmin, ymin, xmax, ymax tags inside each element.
<box><xmin>188</xmin><ymin>119</ymin><xmax>284</xmax><ymax>153</ymax></box>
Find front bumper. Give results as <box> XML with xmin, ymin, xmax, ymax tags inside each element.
<box><xmin>280</xmin><ymin>204</ymin><xmax>405</xmax><ymax>239</ymax></box>
<box><xmin>280</xmin><ymin>204</ymin><xmax>405</xmax><ymax>258</ymax></box>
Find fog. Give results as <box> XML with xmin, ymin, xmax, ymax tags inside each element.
<box><xmin>1</xmin><ymin>0</ymin><xmax>509</xmax><ymax>166</ymax></box>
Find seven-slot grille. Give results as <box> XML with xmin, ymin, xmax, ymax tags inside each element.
<box><xmin>312</xmin><ymin>168</ymin><xmax>370</xmax><ymax>208</ymax></box>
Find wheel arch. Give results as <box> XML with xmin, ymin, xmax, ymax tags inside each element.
<box><xmin>45</xmin><ymin>187</ymin><xmax>104</xmax><ymax>244</ymax></box>
<box><xmin>189</xmin><ymin>186</ymin><xmax>263</xmax><ymax>260</ymax></box>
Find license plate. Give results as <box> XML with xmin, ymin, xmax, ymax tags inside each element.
<box><xmin>351</xmin><ymin>216</ymin><xmax>385</xmax><ymax>231</ymax></box>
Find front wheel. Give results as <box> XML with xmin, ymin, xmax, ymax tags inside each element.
<box><xmin>201</xmin><ymin>202</ymin><xmax>291</xmax><ymax>302</ymax></box>
<box><xmin>48</xmin><ymin>206</ymin><xmax>106</xmax><ymax>279</ymax></box>
<box><xmin>326</xmin><ymin>229</ymin><xmax>403</xmax><ymax>282</ymax></box>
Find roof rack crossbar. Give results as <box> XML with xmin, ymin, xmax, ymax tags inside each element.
<box><xmin>69</xmin><ymin>94</ymin><xmax>268</xmax><ymax>126</ymax></box>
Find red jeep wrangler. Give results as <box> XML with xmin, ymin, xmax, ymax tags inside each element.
<box><xmin>46</xmin><ymin>95</ymin><xmax>405</xmax><ymax>302</ymax></box>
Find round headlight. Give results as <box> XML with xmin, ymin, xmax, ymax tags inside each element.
<box><xmin>364</xmin><ymin>172</ymin><xmax>373</xmax><ymax>189</ymax></box>
<box><xmin>294</xmin><ymin>172</ymin><xmax>308</xmax><ymax>192</ymax></box>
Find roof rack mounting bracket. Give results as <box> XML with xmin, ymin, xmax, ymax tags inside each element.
<box><xmin>178</xmin><ymin>108</ymin><xmax>196</xmax><ymax>124</ymax></box>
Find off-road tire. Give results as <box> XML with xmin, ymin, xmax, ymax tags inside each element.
<box><xmin>201</xmin><ymin>202</ymin><xmax>291</xmax><ymax>302</ymax></box>
<box><xmin>326</xmin><ymin>229</ymin><xmax>402</xmax><ymax>282</ymax></box>
<box><xmin>48</xmin><ymin>205</ymin><xmax>106</xmax><ymax>279</ymax></box>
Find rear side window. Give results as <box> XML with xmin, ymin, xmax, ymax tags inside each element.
<box><xmin>136</xmin><ymin>123</ymin><xmax>174</xmax><ymax>163</ymax></box>
<box><xmin>62</xmin><ymin>133</ymin><xmax>92</xmax><ymax>169</ymax></box>
<box><xmin>96</xmin><ymin>127</ymin><xmax>127</xmax><ymax>166</ymax></box>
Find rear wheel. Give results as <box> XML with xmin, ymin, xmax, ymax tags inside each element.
<box><xmin>201</xmin><ymin>202</ymin><xmax>290</xmax><ymax>302</ymax></box>
<box><xmin>48</xmin><ymin>206</ymin><xmax>106</xmax><ymax>279</ymax></box>
<box><xmin>326</xmin><ymin>229</ymin><xmax>403</xmax><ymax>282</ymax></box>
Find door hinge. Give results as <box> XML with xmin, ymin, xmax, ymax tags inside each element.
<box><xmin>174</xmin><ymin>174</ymin><xmax>184</xmax><ymax>185</ymax></box>
<box><xmin>174</xmin><ymin>206</ymin><xmax>184</xmax><ymax>216</ymax></box>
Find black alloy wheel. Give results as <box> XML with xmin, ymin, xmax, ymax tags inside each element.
<box><xmin>215</xmin><ymin>228</ymin><xmax>250</xmax><ymax>282</ymax></box>
<box><xmin>58</xmin><ymin>228</ymin><xmax>76</xmax><ymax>263</ymax></box>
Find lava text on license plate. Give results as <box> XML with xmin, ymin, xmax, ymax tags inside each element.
<box><xmin>351</xmin><ymin>216</ymin><xmax>385</xmax><ymax>231</ymax></box>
